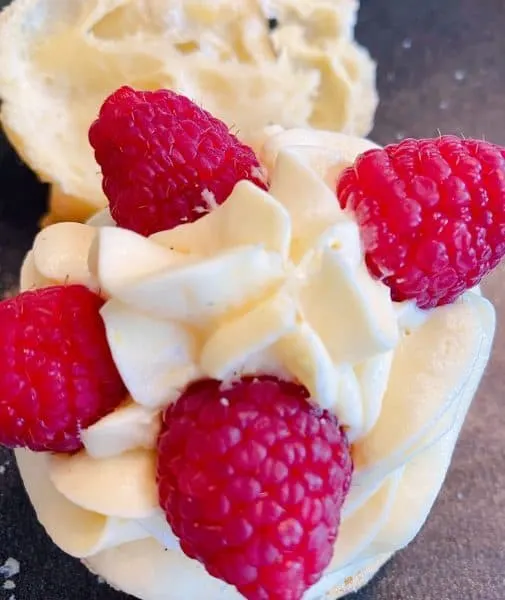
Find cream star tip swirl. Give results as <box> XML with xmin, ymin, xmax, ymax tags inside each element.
<box><xmin>0</xmin><ymin>0</ymin><xmax>377</xmax><ymax>224</ymax></box>
<box><xmin>15</xmin><ymin>127</ymin><xmax>495</xmax><ymax>600</ymax></box>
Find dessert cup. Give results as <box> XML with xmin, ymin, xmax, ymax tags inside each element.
<box><xmin>13</xmin><ymin>126</ymin><xmax>496</xmax><ymax>600</ymax></box>
<box><xmin>0</xmin><ymin>0</ymin><xmax>377</xmax><ymax>224</ymax></box>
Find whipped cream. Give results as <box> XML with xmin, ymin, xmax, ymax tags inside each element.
<box><xmin>15</xmin><ymin>128</ymin><xmax>496</xmax><ymax>600</ymax></box>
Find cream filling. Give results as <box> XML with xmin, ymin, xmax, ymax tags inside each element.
<box><xmin>15</xmin><ymin>128</ymin><xmax>496</xmax><ymax>600</ymax></box>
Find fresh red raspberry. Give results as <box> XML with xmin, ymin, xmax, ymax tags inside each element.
<box><xmin>157</xmin><ymin>376</ymin><xmax>353</xmax><ymax>600</ymax></box>
<box><xmin>89</xmin><ymin>86</ymin><xmax>267</xmax><ymax>236</ymax></box>
<box><xmin>337</xmin><ymin>135</ymin><xmax>505</xmax><ymax>308</ymax></box>
<box><xmin>0</xmin><ymin>285</ymin><xmax>126</xmax><ymax>452</ymax></box>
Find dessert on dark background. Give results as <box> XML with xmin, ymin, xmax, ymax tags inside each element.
<box><xmin>0</xmin><ymin>0</ymin><xmax>504</xmax><ymax>599</ymax></box>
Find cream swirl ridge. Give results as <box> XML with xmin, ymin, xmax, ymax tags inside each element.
<box><xmin>16</xmin><ymin>129</ymin><xmax>496</xmax><ymax>600</ymax></box>
<box><xmin>30</xmin><ymin>129</ymin><xmax>400</xmax><ymax>443</ymax></box>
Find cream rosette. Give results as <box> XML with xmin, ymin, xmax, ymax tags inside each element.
<box><xmin>15</xmin><ymin>128</ymin><xmax>495</xmax><ymax>600</ymax></box>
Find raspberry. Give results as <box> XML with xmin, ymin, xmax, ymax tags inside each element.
<box><xmin>337</xmin><ymin>135</ymin><xmax>505</xmax><ymax>308</ymax></box>
<box><xmin>89</xmin><ymin>86</ymin><xmax>267</xmax><ymax>236</ymax></box>
<box><xmin>0</xmin><ymin>285</ymin><xmax>126</xmax><ymax>452</ymax></box>
<box><xmin>157</xmin><ymin>376</ymin><xmax>353</xmax><ymax>600</ymax></box>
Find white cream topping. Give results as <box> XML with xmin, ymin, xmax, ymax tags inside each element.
<box><xmin>81</xmin><ymin>400</ymin><xmax>161</xmax><ymax>459</ymax></box>
<box><xmin>16</xmin><ymin>128</ymin><xmax>496</xmax><ymax>600</ymax></box>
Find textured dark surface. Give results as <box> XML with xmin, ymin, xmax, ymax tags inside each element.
<box><xmin>1</xmin><ymin>0</ymin><xmax>505</xmax><ymax>599</ymax></box>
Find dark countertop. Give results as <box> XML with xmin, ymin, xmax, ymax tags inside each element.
<box><xmin>1</xmin><ymin>1</ymin><xmax>505</xmax><ymax>599</ymax></box>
